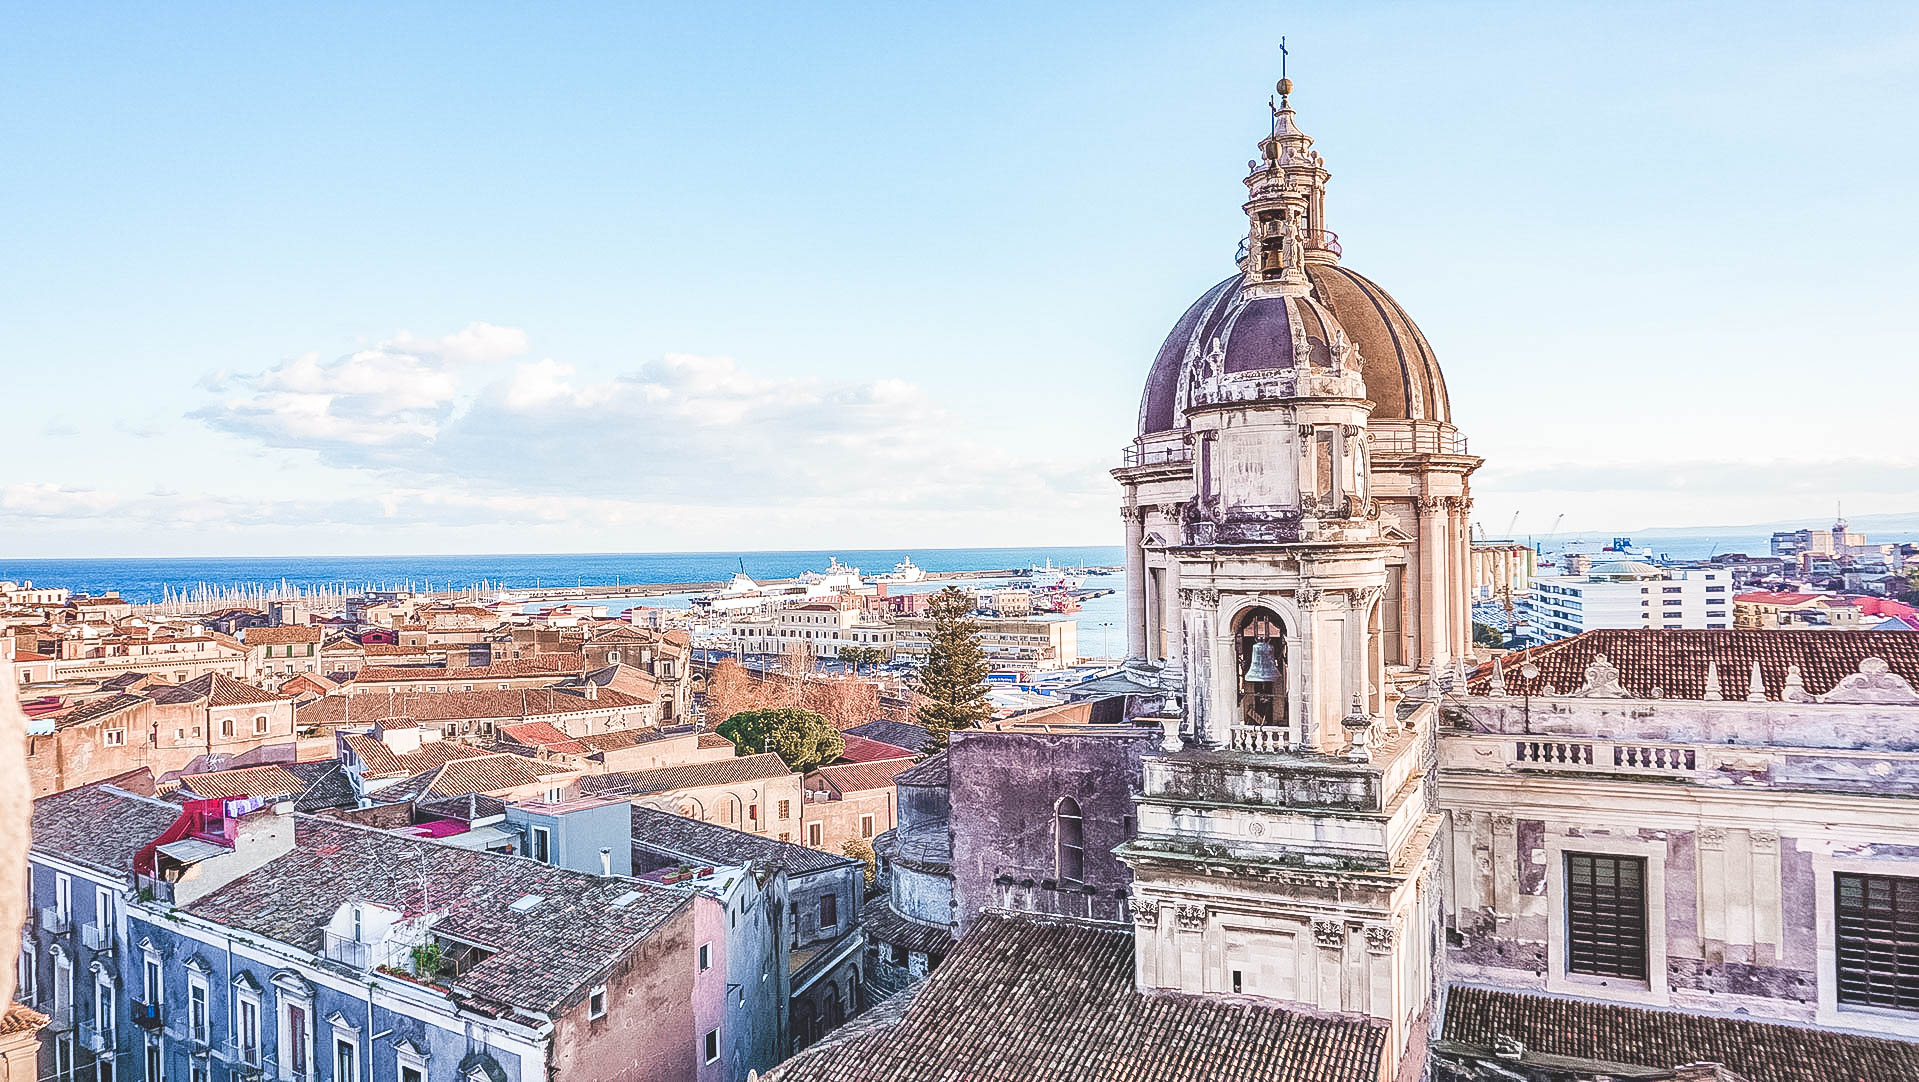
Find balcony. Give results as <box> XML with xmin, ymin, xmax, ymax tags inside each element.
<box><xmin>39</xmin><ymin>907</ymin><xmax>72</xmax><ymax>934</ymax></box>
<box><xmin>1121</xmin><ymin>444</ymin><xmax>1194</xmax><ymax>469</ymax></box>
<box><xmin>322</xmin><ymin>930</ymin><xmax>392</xmax><ymax>970</ymax></box>
<box><xmin>1227</xmin><ymin>726</ymin><xmax>1293</xmax><ymax>754</ymax></box>
<box><xmin>220</xmin><ymin>1037</ymin><xmax>267</xmax><ymax>1071</ymax></box>
<box><xmin>79</xmin><ymin>1021</ymin><xmax>113</xmax><ymax>1054</ymax></box>
<box><xmin>131</xmin><ymin>999</ymin><xmax>164</xmax><ymax>1031</ymax></box>
<box><xmin>1367</xmin><ymin>430</ymin><xmax>1471</xmax><ymax>456</ymax></box>
<box><xmin>43</xmin><ymin>1004</ymin><xmax>74</xmax><ymax>1032</ymax></box>
<box><xmin>82</xmin><ymin>922</ymin><xmax>114</xmax><ymax>953</ymax></box>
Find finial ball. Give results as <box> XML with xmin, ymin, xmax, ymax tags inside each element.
<box><xmin>1277</xmin><ymin>77</ymin><xmax>1293</xmax><ymax>97</ymax></box>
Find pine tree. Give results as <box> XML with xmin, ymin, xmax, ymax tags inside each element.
<box><xmin>915</xmin><ymin>586</ymin><xmax>992</xmax><ymax>748</ymax></box>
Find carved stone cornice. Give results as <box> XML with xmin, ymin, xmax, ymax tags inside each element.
<box><xmin>1175</xmin><ymin>905</ymin><xmax>1206</xmax><ymax>931</ymax></box>
<box><xmin>1119</xmin><ymin>505</ymin><xmax>1147</xmax><ymax>524</ymax></box>
<box><xmin>1133</xmin><ymin>906</ymin><xmax>1159</xmax><ymax>930</ymax></box>
<box><xmin>1414</xmin><ymin>496</ymin><xmax>1447</xmax><ymax>514</ymax></box>
<box><xmin>1312</xmin><ymin>920</ymin><xmax>1344</xmax><ymax>950</ymax></box>
<box><xmin>1178</xmin><ymin>587</ymin><xmax>1221</xmax><ymax>607</ymax></box>
<box><xmin>1293</xmin><ymin>587</ymin><xmax>1322</xmax><ymax>607</ymax></box>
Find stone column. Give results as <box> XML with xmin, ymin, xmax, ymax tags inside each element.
<box><xmin>1160</xmin><ymin>546</ymin><xmax>1183</xmax><ymax>675</ymax></box>
<box><xmin>1417</xmin><ymin>497</ymin><xmax>1448</xmax><ymax>671</ymax></box>
<box><xmin>1123</xmin><ymin>507</ymin><xmax>1147</xmax><ymax>661</ymax></box>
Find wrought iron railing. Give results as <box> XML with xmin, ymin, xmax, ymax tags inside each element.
<box><xmin>1121</xmin><ymin>445</ymin><xmax>1194</xmax><ymax>468</ymax></box>
<box><xmin>1367</xmin><ymin>431</ymin><xmax>1470</xmax><ymax>456</ymax></box>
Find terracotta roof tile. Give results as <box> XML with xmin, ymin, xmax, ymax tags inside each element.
<box><xmin>297</xmin><ymin>687</ymin><xmax>648</xmax><ymax>728</ymax></box>
<box><xmin>833</xmin><ymin>735</ymin><xmax>916</xmax><ymax>764</ymax></box>
<box><xmin>177</xmin><ymin>765</ymin><xmax>309</xmax><ymax>801</ymax></box>
<box><xmin>628</xmin><ymin>805</ymin><xmax>854</xmax><ymax>876</ymax></box>
<box><xmin>765</xmin><ymin>910</ymin><xmax>1387</xmax><ymax>1082</ymax></box>
<box><xmin>151</xmin><ymin>673</ymin><xmax>290</xmax><ymax>708</ymax></box>
<box><xmin>1470</xmin><ymin>629</ymin><xmax>1919</xmax><ymax>701</ymax></box>
<box><xmin>577</xmin><ymin>753</ymin><xmax>793</xmax><ymax>798</ymax></box>
<box><xmin>352</xmin><ymin>656</ymin><xmax>585</xmax><ymax>683</ymax></box>
<box><xmin>1440</xmin><ymin>984</ymin><xmax>1919</xmax><ymax>1082</ymax></box>
<box><xmin>31</xmin><ymin>782</ymin><xmax>184</xmax><ymax>877</ymax></box>
<box><xmin>185</xmin><ymin>816</ymin><xmax>688</xmax><ymax>1017</ymax></box>
<box><xmin>241</xmin><ymin>626</ymin><xmax>323</xmax><ymax>646</ymax></box>
<box><xmin>804</xmin><ymin>758</ymin><xmax>916</xmax><ymax>797</ymax></box>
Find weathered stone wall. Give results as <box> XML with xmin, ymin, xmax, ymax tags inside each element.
<box><xmin>948</xmin><ymin>729</ymin><xmax>1153</xmax><ymax>931</ymax></box>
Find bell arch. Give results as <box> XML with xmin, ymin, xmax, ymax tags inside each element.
<box><xmin>1233</xmin><ymin>606</ymin><xmax>1288</xmax><ymax>734</ymax></box>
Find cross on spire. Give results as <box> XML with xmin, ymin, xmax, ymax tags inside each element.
<box><xmin>1279</xmin><ymin>36</ymin><xmax>1288</xmax><ymax>80</ymax></box>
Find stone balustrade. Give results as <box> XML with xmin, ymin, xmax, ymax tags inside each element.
<box><xmin>1507</xmin><ymin>739</ymin><xmax>1696</xmax><ymax>775</ymax></box>
<box><xmin>1228</xmin><ymin>725</ymin><xmax>1292</xmax><ymax>754</ymax></box>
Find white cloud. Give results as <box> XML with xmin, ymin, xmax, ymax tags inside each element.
<box><xmin>1</xmin><ymin>483</ymin><xmax>121</xmax><ymax>517</ymax></box>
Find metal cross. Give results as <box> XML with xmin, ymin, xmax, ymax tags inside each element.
<box><xmin>1279</xmin><ymin>36</ymin><xmax>1288</xmax><ymax>79</ymax></box>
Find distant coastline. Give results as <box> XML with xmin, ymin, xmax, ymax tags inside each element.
<box><xmin>0</xmin><ymin>546</ymin><xmax>1127</xmax><ymax>604</ymax></box>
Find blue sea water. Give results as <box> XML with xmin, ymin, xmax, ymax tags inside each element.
<box><xmin>0</xmin><ymin>547</ymin><xmax>1126</xmax><ymax>605</ymax></box>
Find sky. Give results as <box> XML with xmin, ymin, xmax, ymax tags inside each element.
<box><xmin>3</xmin><ymin>2</ymin><xmax>1916</xmax><ymax>558</ymax></box>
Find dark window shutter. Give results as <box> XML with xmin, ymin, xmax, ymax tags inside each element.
<box><xmin>1836</xmin><ymin>872</ymin><xmax>1919</xmax><ymax>1012</ymax></box>
<box><xmin>1566</xmin><ymin>853</ymin><xmax>1648</xmax><ymax>979</ymax></box>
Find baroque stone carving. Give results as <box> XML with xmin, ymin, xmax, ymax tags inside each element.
<box><xmin>1819</xmin><ymin>657</ymin><xmax>1919</xmax><ymax>705</ymax></box>
<box><xmin>1573</xmin><ymin>653</ymin><xmax>1629</xmax><ymax>698</ymax></box>
<box><xmin>1176</xmin><ymin>905</ymin><xmax>1206</xmax><ymax>931</ymax></box>
<box><xmin>1133</xmin><ymin>906</ymin><xmax>1159</xmax><ymax>930</ymax></box>
<box><xmin>1363</xmin><ymin>926</ymin><xmax>1396</xmax><ymax>954</ymax></box>
<box><xmin>1751</xmin><ymin>831</ymin><xmax>1779</xmax><ymax>852</ymax></box>
<box><xmin>1699</xmin><ymin>827</ymin><xmax>1727</xmax><ymax>851</ymax></box>
<box><xmin>1179</xmin><ymin>587</ymin><xmax>1221</xmax><ymax>607</ymax></box>
<box><xmin>1782</xmin><ymin>665</ymin><xmax>1812</xmax><ymax>703</ymax></box>
<box><xmin>1312</xmin><ymin>920</ymin><xmax>1344</xmax><ymax>949</ymax></box>
<box><xmin>1293</xmin><ymin>587</ymin><xmax>1321</xmax><ymax>606</ymax></box>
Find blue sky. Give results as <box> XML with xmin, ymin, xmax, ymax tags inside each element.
<box><xmin>4</xmin><ymin>2</ymin><xmax>1916</xmax><ymax>557</ymax></box>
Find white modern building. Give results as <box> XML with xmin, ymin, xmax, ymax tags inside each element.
<box><xmin>1520</xmin><ymin>561</ymin><xmax>1732</xmax><ymax>642</ymax></box>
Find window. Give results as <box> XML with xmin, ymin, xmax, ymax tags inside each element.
<box><xmin>104</xmin><ymin>729</ymin><xmax>127</xmax><ymax>747</ymax></box>
<box><xmin>703</xmin><ymin>1027</ymin><xmax>720</xmax><ymax>1064</ymax></box>
<box><xmin>221</xmin><ymin>718</ymin><xmax>235</xmax><ymax>738</ymax></box>
<box><xmin>188</xmin><ymin>980</ymin><xmax>208</xmax><ymax>1043</ymax></box>
<box><xmin>142</xmin><ymin>954</ymin><xmax>162</xmax><ymax>1005</ymax></box>
<box><xmin>144</xmin><ymin>1038</ymin><xmax>161</xmax><ymax>1082</ymax></box>
<box><xmin>748</xmin><ymin>803</ymin><xmax>759</xmax><ymax>822</ymax></box>
<box><xmin>777</xmin><ymin>800</ymin><xmax>791</xmax><ymax>819</ymax></box>
<box><xmin>237</xmin><ymin>995</ymin><xmax>261</xmax><ymax>1063</ymax></box>
<box><xmin>819</xmin><ymin>893</ymin><xmax>838</xmax><ymax>930</ymax></box>
<box><xmin>588</xmin><ymin>985</ymin><xmax>607</xmax><ymax>1019</ymax></box>
<box><xmin>17</xmin><ymin>936</ymin><xmax>33</xmax><ymax>1003</ymax></box>
<box><xmin>545</xmin><ymin>786</ymin><xmax>564</xmax><ymax>804</ymax></box>
<box><xmin>1056</xmin><ymin>798</ymin><xmax>1085</xmax><ymax>883</ymax></box>
<box><xmin>807</xmin><ymin>823</ymin><xmax>822</xmax><ymax>846</ymax></box>
<box><xmin>56</xmin><ymin>873</ymin><xmax>72</xmax><ymax>922</ymax></box>
<box><xmin>698</xmin><ymin>943</ymin><xmax>712</xmax><ymax>972</ymax></box>
<box><xmin>530</xmin><ymin>827</ymin><xmax>552</xmax><ymax>864</ymax></box>
<box><xmin>254</xmin><ymin>715</ymin><xmax>269</xmax><ymax>734</ymax></box>
<box><xmin>860</xmin><ymin>814</ymin><xmax>874</xmax><ymax>839</ymax></box>
<box><xmin>334</xmin><ymin>1037</ymin><xmax>357</xmax><ymax>1082</ymax></box>
<box><xmin>1565</xmin><ymin>853</ymin><xmax>1647</xmax><ymax>979</ymax></box>
<box><xmin>399</xmin><ymin>1066</ymin><xmax>423</xmax><ymax>1082</ymax></box>
<box><xmin>1835</xmin><ymin>872</ymin><xmax>1919</xmax><ymax>1012</ymax></box>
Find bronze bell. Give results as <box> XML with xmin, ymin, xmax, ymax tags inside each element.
<box><xmin>1242</xmin><ymin>638</ymin><xmax>1280</xmax><ymax>684</ymax></box>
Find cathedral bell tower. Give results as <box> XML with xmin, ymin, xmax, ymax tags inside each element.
<box><xmin>1116</xmin><ymin>77</ymin><xmax>1444</xmax><ymax>1076</ymax></box>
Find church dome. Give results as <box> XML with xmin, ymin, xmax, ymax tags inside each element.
<box><xmin>1138</xmin><ymin>264</ymin><xmax>1451</xmax><ymax>437</ymax></box>
<box><xmin>1136</xmin><ymin>83</ymin><xmax>1452</xmax><ymax>437</ymax></box>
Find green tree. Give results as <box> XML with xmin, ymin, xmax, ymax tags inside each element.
<box><xmin>1472</xmin><ymin>621</ymin><xmax>1505</xmax><ymax>649</ymax></box>
<box><xmin>839</xmin><ymin>646</ymin><xmax>874</xmax><ymax>674</ymax></box>
<box><xmin>716</xmin><ymin>706</ymin><xmax>846</xmax><ymax>774</ymax></box>
<box><xmin>915</xmin><ymin>586</ymin><xmax>992</xmax><ymax>749</ymax></box>
<box><xmin>842</xmin><ymin>838</ymin><xmax>878</xmax><ymax>888</ymax></box>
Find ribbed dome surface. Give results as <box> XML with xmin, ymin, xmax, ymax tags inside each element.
<box><xmin>1138</xmin><ymin>264</ymin><xmax>1451</xmax><ymax>436</ymax></box>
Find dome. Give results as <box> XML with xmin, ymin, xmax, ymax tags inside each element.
<box><xmin>1138</xmin><ymin>264</ymin><xmax>1451</xmax><ymax>437</ymax></box>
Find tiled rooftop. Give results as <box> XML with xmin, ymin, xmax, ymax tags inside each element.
<box><xmin>764</xmin><ymin>910</ymin><xmax>1387</xmax><ymax>1082</ymax></box>
<box><xmin>1471</xmin><ymin>629</ymin><xmax>1919</xmax><ymax>701</ymax></box>
<box><xmin>185</xmin><ymin>816</ymin><xmax>690</xmax><ymax>1017</ymax></box>
<box><xmin>150</xmin><ymin>672</ymin><xmax>290</xmax><ymax>708</ymax></box>
<box><xmin>342</xmin><ymin>734</ymin><xmax>495</xmax><ymax>780</ymax></box>
<box><xmin>31</xmin><ymin>781</ymin><xmax>185</xmax><ymax>877</ymax></box>
<box><xmin>1440</xmin><ymin>985</ymin><xmax>1919</xmax><ymax>1082</ymax></box>
<box><xmin>298</xmin><ymin>687</ymin><xmax>649</xmax><ymax>728</ymax></box>
<box><xmin>577</xmin><ymin>752</ymin><xmax>794</xmax><ymax>798</ymax></box>
<box><xmin>889</xmin><ymin>751</ymin><xmax>949</xmax><ymax>788</ymax></box>
<box><xmin>860</xmin><ymin>900</ymin><xmax>953</xmax><ymax>958</ymax></box>
<box><xmin>241</xmin><ymin>625</ymin><xmax>323</xmax><ymax>646</ymax></box>
<box><xmin>352</xmin><ymin>656</ymin><xmax>585</xmax><ymax>683</ymax></box>
<box><xmin>843</xmin><ymin>720</ymin><xmax>933</xmax><ymax>752</ymax></box>
<box><xmin>833</xmin><ymin>735</ymin><xmax>916</xmax><ymax>764</ymax></box>
<box><xmin>176</xmin><ymin>764</ymin><xmax>309</xmax><ymax>801</ymax></box>
<box><xmin>628</xmin><ymin>805</ymin><xmax>854</xmax><ymax>877</ymax></box>
<box><xmin>804</xmin><ymin>758</ymin><xmax>916</xmax><ymax>798</ymax></box>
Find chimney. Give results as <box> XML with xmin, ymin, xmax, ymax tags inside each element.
<box><xmin>599</xmin><ymin>847</ymin><xmax>612</xmax><ymax>877</ymax></box>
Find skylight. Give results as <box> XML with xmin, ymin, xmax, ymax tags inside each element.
<box><xmin>611</xmin><ymin>890</ymin><xmax>642</xmax><ymax>909</ymax></box>
<box><xmin>508</xmin><ymin>895</ymin><xmax>545</xmax><ymax>913</ymax></box>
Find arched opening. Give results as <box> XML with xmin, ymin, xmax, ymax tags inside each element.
<box><xmin>1234</xmin><ymin>607</ymin><xmax>1288</xmax><ymax>735</ymax></box>
<box><xmin>1055</xmin><ymin>797</ymin><xmax>1085</xmax><ymax>884</ymax></box>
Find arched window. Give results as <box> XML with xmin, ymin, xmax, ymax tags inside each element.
<box><xmin>1234</xmin><ymin>608</ymin><xmax>1287</xmax><ymax>731</ymax></box>
<box><xmin>1056</xmin><ymin>797</ymin><xmax>1085</xmax><ymax>884</ymax></box>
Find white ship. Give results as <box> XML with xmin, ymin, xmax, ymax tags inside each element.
<box><xmin>1023</xmin><ymin>559</ymin><xmax>1086</xmax><ymax>590</ymax></box>
<box><xmin>874</xmin><ymin>556</ymin><xmax>927</xmax><ymax>583</ymax></box>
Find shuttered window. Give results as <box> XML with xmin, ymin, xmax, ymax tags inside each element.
<box><xmin>1836</xmin><ymin>872</ymin><xmax>1919</xmax><ymax>1012</ymax></box>
<box><xmin>1566</xmin><ymin>853</ymin><xmax>1647</xmax><ymax>979</ymax></box>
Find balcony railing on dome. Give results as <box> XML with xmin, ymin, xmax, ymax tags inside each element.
<box><xmin>1367</xmin><ymin>431</ymin><xmax>1471</xmax><ymax>456</ymax></box>
<box><xmin>1309</xmin><ymin>230</ymin><xmax>1341</xmax><ymax>256</ymax></box>
<box><xmin>1122</xmin><ymin>445</ymin><xmax>1194</xmax><ymax>468</ymax></box>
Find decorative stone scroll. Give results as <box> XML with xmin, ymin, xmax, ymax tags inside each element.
<box><xmin>1176</xmin><ymin>905</ymin><xmax>1206</xmax><ymax>931</ymax></box>
<box><xmin>1293</xmin><ymin>587</ymin><xmax>1322</xmax><ymax>606</ymax></box>
<box><xmin>1312</xmin><ymin>920</ymin><xmax>1344</xmax><ymax>950</ymax></box>
<box><xmin>1133</xmin><ymin>906</ymin><xmax>1159</xmax><ymax>930</ymax></box>
<box><xmin>1573</xmin><ymin>653</ymin><xmax>1628</xmax><ymax>698</ymax></box>
<box><xmin>1699</xmin><ymin>827</ymin><xmax>1726</xmax><ymax>851</ymax></box>
<box><xmin>1751</xmin><ymin>831</ymin><xmax>1779</xmax><ymax>853</ymax></box>
<box><xmin>1179</xmin><ymin>587</ymin><xmax>1221</xmax><ymax>607</ymax></box>
<box><xmin>1819</xmin><ymin>657</ymin><xmax>1919</xmax><ymax>705</ymax></box>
